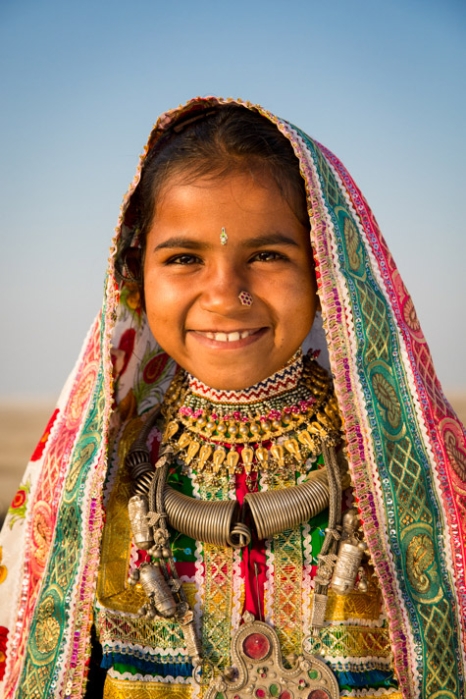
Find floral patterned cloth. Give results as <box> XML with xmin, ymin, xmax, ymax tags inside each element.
<box><xmin>0</xmin><ymin>97</ymin><xmax>465</xmax><ymax>699</ymax></box>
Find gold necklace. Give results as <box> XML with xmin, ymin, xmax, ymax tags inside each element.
<box><xmin>160</xmin><ymin>354</ymin><xmax>341</xmax><ymax>483</ymax></box>
<box><xmin>126</xmin><ymin>357</ymin><xmax>348</xmax><ymax>699</ymax></box>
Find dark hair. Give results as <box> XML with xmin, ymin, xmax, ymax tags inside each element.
<box><xmin>117</xmin><ymin>105</ymin><xmax>308</xmax><ymax>285</ymax></box>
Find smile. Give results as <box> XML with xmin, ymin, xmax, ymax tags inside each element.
<box><xmin>189</xmin><ymin>328</ymin><xmax>267</xmax><ymax>349</ymax></box>
<box><xmin>197</xmin><ymin>329</ymin><xmax>257</xmax><ymax>343</ymax></box>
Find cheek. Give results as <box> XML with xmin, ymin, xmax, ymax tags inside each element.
<box><xmin>280</xmin><ymin>273</ymin><xmax>316</xmax><ymax>338</ymax></box>
<box><xmin>145</xmin><ymin>309</ymin><xmax>181</xmax><ymax>360</ymax></box>
<box><xmin>143</xmin><ymin>274</ymin><xmax>191</xmax><ymax>358</ymax></box>
<box><xmin>145</xmin><ymin>270</ymin><xmax>177</xmax><ymax>314</ymax></box>
<box><xmin>276</xmin><ymin>269</ymin><xmax>315</xmax><ymax>310</ymax></box>
<box><xmin>144</xmin><ymin>278</ymin><xmax>174</xmax><ymax>335</ymax></box>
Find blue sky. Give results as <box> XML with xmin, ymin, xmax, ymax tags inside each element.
<box><xmin>1</xmin><ymin>0</ymin><xmax>465</xmax><ymax>396</ymax></box>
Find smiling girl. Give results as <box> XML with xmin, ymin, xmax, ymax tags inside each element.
<box><xmin>143</xmin><ymin>171</ymin><xmax>317</xmax><ymax>389</ymax></box>
<box><xmin>1</xmin><ymin>99</ymin><xmax>465</xmax><ymax>699</ymax></box>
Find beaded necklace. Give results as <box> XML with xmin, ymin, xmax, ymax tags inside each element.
<box><xmin>161</xmin><ymin>352</ymin><xmax>341</xmax><ymax>484</ymax></box>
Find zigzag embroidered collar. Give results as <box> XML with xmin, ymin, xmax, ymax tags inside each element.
<box><xmin>186</xmin><ymin>350</ymin><xmax>304</xmax><ymax>405</ymax></box>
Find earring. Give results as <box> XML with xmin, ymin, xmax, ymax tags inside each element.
<box><xmin>238</xmin><ymin>291</ymin><xmax>253</xmax><ymax>307</ymax></box>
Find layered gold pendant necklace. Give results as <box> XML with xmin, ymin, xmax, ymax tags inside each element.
<box><xmin>161</xmin><ymin>351</ymin><xmax>340</xmax><ymax>485</ymax></box>
<box><xmin>126</xmin><ymin>352</ymin><xmax>364</xmax><ymax>699</ymax></box>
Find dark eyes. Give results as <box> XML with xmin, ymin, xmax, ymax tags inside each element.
<box><xmin>165</xmin><ymin>251</ymin><xmax>287</xmax><ymax>266</ymax></box>
<box><xmin>251</xmin><ymin>251</ymin><xmax>285</xmax><ymax>262</ymax></box>
<box><xmin>166</xmin><ymin>254</ymin><xmax>201</xmax><ymax>265</ymax></box>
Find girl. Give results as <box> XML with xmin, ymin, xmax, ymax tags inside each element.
<box><xmin>1</xmin><ymin>98</ymin><xmax>465</xmax><ymax>699</ymax></box>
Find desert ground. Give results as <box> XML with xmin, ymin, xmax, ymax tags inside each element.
<box><xmin>1</xmin><ymin>395</ymin><xmax>466</xmax><ymax>526</ymax></box>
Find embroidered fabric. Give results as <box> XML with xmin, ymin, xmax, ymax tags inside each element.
<box><xmin>186</xmin><ymin>350</ymin><xmax>304</xmax><ymax>405</ymax></box>
<box><xmin>1</xmin><ymin>96</ymin><xmax>465</xmax><ymax>699</ymax></box>
<box><xmin>95</xmin><ymin>383</ymin><xmax>398</xmax><ymax>695</ymax></box>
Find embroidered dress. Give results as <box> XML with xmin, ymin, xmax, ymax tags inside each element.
<box><xmin>96</xmin><ymin>354</ymin><xmax>399</xmax><ymax>698</ymax></box>
<box><xmin>0</xmin><ymin>97</ymin><xmax>465</xmax><ymax>699</ymax></box>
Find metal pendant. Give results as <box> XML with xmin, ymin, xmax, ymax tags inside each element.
<box><xmin>331</xmin><ymin>507</ymin><xmax>368</xmax><ymax>595</ymax></box>
<box><xmin>204</xmin><ymin>613</ymin><xmax>339</xmax><ymax>699</ymax></box>
<box><xmin>128</xmin><ymin>494</ymin><xmax>153</xmax><ymax>550</ymax></box>
<box><xmin>135</xmin><ymin>562</ymin><xmax>178</xmax><ymax>618</ymax></box>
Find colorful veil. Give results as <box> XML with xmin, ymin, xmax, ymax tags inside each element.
<box><xmin>1</xmin><ymin>97</ymin><xmax>465</xmax><ymax>699</ymax></box>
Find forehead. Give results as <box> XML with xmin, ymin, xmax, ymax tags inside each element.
<box><xmin>151</xmin><ymin>171</ymin><xmax>308</xmax><ymax>238</ymax></box>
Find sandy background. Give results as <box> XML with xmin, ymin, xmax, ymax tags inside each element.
<box><xmin>1</xmin><ymin>395</ymin><xmax>465</xmax><ymax>526</ymax></box>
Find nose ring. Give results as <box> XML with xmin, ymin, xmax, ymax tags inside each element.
<box><xmin>238</xmin><ymin>290</ymin><xmax>253</xmax><ymax>307</ymax></box>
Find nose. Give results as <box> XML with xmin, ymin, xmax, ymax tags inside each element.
<box><xmin>199</xmin><ymin>261</ymin><xmax>249</xmax><ymax>315</ymax></box>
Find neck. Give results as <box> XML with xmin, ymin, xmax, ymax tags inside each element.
<box><xmin>187</xmin><ymin>350</ymin><xmax>304</xmax><ymax>406</ymax></box>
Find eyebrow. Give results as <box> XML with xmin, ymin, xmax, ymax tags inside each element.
<box><xmin>242</xmin><ymin>233</ymin><xmax>300</xmax><ymax>248</ymax></box>
<box><xmin>153</xmin><ymin>232</ymin><xmax>300</xmax><ymax>252</ymax></box>
<box><xmin>154</xmin><ymin>237</ymin><xmax>211</xmax><ymax>252</ymax></box>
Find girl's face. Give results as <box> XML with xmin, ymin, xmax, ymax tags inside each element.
<box><xmin>143</xmin><ymin>171</ymin><xmax>317</xmax><ymax>390</ymax></box>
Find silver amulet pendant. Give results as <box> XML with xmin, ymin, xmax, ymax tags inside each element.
<box><xmin>204</xmin><ymin>613</ymin><xmax>339</xmax><ymax>699</ymax></box>
<box><xmin>331</xmin><ymin>508</ymin><xmax>367</xmax><ymax>595</ymax></box>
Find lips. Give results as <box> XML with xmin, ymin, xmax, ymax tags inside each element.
<box><xmin>189</xmin><ymin>328</ymin><xmax>268</xmax><ymax>347</ymax></box>
<box><xmin>196</xmin><ymin>329</ymin><xmax>257</xmax><ymax>343</ymax></box>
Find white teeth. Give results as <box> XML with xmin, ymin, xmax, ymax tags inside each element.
<box><xmin>205</xmin><ymin>330</ymin><xmax>254</xmax><ymax>342</ymax></box>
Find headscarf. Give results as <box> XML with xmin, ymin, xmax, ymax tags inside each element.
<box><xmin>1</xmin><ymin>97</ymin><xmax>465</xmax><ymax>699</ymax></box>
